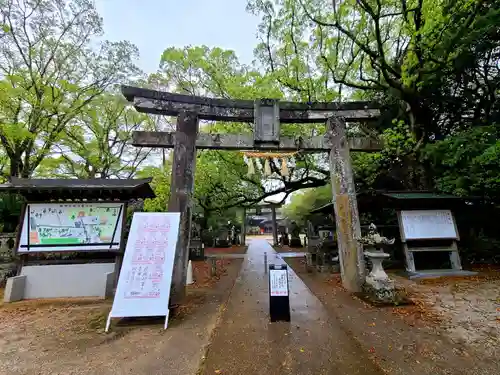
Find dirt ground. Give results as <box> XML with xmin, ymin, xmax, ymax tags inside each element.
<box><xmin>0</xmin><ymin>258</ymin><xmax>243</xmax><ymax>375</ymax></box>
<box><xmin>284</xmin><ymin>257</ymin><xmax>500</xmax><ymax>375</ymax></box>
<box><xmin>273</xmin><ymin>245</ymin><xmax>306</xmax><ymax>253</ymax></box>
<box><xmin>393</xmin><ymin>267</ymin><xmax>500</xmax><ymax>358</ymax></box>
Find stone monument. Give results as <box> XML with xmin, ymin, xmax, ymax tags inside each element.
<box><xmin>356</xmin><ymin>223</ymin><xmax>396</xmax><ymax>304</ymax></box>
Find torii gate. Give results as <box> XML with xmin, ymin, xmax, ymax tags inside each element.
<box><xmin>122</xmin><ymin>85</ymin><xmax>382</xmax><ymax>304</ymax></box>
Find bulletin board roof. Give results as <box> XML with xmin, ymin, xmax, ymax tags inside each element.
<box><xmin>0</xmin><ymin>177</ymin><xmax>156</xmax><ymax>201</ymax></box>
<box><xmin>309</xmin><ymin>191</ymin><xmax>478</xmax><ymax>214</ymax></box>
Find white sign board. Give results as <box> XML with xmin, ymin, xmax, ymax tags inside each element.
<box><xmin>105</xmin><ymin>212</ymin><xmax>181</xmax><ymax>332</ymax></box>
<box><xmin>269</xmin><ymin>268</ymin><xmax>289</xmax><ymax>297</ymax></box>
<box><xmin>18</xmin><ymin>202</ymin><xmax>124</xmax><ymax>253</ymax></box>
<box><xmin>400</xmin><ymin>210</ymin><xmax>458</xmax><ymax>240</ymax></box>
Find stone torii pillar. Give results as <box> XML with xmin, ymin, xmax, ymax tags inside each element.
<box><xmin>168</xmin><ymin>112</ymin><xmax>199</xmax><ymax>305</ymax></box>
<box><xmin>327</xmin><ymin>116</ymin><xmax>365</xmax><ymax>292</ymax></box>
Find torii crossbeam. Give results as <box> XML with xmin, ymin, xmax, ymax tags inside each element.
<box><xmin>122</xmin><ymin>85</ymin><xmax>383</xmax><ymax>304</ymax></box>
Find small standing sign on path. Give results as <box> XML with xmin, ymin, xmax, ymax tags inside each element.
<box><xmin>268</xmin><ymin>264</ymin><xmax>291</xmax><ymax>322</ymax></box>
<box><xmin>105</xmin><ymin>212</ymin><xmax>181</xmax><ymax>332</ymax></box>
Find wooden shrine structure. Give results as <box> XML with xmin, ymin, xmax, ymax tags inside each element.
<box><xmin>310</xmin><ymin>191</ymin><xmax>479</xmax><ymax>278</ymax></box>
<box><xmin>243</xmin><ymin>202</ymin><xmax>284</xmax><ymax>246</ymax></box>
<box><xmin>122</xmin><ymin>85</ymin><xmax>383</xmax><ymax>302</ymax></box>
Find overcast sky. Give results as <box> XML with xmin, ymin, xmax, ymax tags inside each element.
<box><xmin>96</xmin><ymin>0</ymin><xmax>260</xmax><ymax>74</ymax></box>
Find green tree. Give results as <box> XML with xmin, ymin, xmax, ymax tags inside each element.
<box><xmin>152</xmin><ymin>45</ymin><xmax>337</xmax><ymax>208</ymax></box>
<box><xmin>282</xmin><ymin>185</ymin><xmax>331</xmax><ymax>226</ymax></box>
<box><xmin>0</xmin><ymin>0</ymin><xmax>140</xmax><ymax>177</ymax></box>
<box><xmin>136</xmin><ymin>164</ymin><xmax>173</xmax><ymax>212</ymax></box>
<box><xmin>248</xmin><ymin>0</ymin><xmax>500</xmax><ymax>138</ymax></box>
<box><xmin>37</xmin><ymin>93</ymin><xmax>154</xmax><ymax>179</ymax></box>
<box><xmin>0</xmin><ymin>150</ymin><xmax>7</xmax><ymax>181</ymax></box>
<box><xmin>137</xmin><ymin>149</ymin><xmax>262</xmax><ymax>230</ymax></box>
<box><xmin>0</xmin><ymin>192</ymin><xmax>22</xmax><ymax>232</ymax></box>
<box><xmin>159</xmin><ymin>45</ymin><xmax>283</xmax><ymax>99</ymax></box>
<box><xmin>246</xmin><ymin>0</ymin><xmax>500</xmax><ymax>197</ymax></box>
<box><xmin>423</xmin><ymin>125</ymin><xmax>500</xmax><ymax>198</ymax></box>
<box><xmin>194</xmin><ymin>150</ymin><xmax>262</xmax><ymax>227</ymax></box>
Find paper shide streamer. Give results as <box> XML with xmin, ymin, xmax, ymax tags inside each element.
<box><xmin>242</xmin><ymin>151</ymin><xmax>298</xmax><ymax>177</ymax></box>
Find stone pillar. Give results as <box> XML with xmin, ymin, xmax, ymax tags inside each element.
<box><xmin>168</xmin><ymin>111</ymin><xmax>199</xmax><ymax>305</ymax></box>
<box><xmin>327</xmin><ymin>116</ymin><xmax>365</xmax><ymax>292</ymax></box>
<box><xmin>271</xmin><ymin>205</ymin><xmax>278</xmax><ymax>246</ymax></box>
<box><xmin>241</xmin><ymin>208</ymin><xmax>247</xmax><ymax>245</ymax></box>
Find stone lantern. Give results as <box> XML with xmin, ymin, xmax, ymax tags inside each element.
<box><xmin>356</xmin><ymin>223</ymin><xmax>396</xmax><ymax>303</ymax></box>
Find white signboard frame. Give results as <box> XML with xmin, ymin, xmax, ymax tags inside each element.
<box><xmin>269</xmin><ymin>268</ymin><xmax>289</xmax><ymax>297</ymax></box>
<box><xmin>17</xmin><ymin>202</ymin><xmax>125</xmax><ymax>253</ymax></box>
<box><xmin>105</xmin><ymin>212</ymin><xmax>180</xmax><ymax>332</ymax></box>
<box><xmin>399</xmin><ymin>209</ymin><xmax>458</xmax><ymax>241</ymax></box>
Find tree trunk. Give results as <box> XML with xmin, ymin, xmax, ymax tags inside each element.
<box><xmin>9</xmin><ymin>156</ymin><xmax>23</xmax><ymax>178</ymax></box>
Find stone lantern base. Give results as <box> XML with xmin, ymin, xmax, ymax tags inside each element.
<box><xmin>363</xmin><ymin>251</ymin><xmax>396</xmax><ymax>304</ymax></box>
<box><xmin>363</xmin><ymin>277</ymin><xmax>396</xmax><ymax>304</ymax></box>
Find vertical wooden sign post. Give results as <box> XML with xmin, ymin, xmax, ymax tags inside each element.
<box><xmin>268</xmin><ymin>264</ymin><xmax>291</xmax><ymax>322</ymax></box>
<box><xmin>327</xmin><ymin>117</ymin><xmax>366</xmax><ymax>293</ymax></box>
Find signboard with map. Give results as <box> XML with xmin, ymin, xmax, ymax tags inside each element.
<box><xmin>17</xmin><ymin>202</ymin><xmax>125</xmax><ymax>253</ymax></box>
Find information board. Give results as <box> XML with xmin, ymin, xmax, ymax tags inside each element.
<box><xmin>17</xmin><ymin>202</ymin><xmax>125</xmax><ymax>253</ymax></box>
<box><xmin>400</xmin><ymin>210</ymin><xmax>458</xmax><ymax>240</ymax></box>
<box><xmin>105</xmin><ymin>212</ymin><xmax>180</xmax><ymax>332</ymax></box>
<box><xmin>269</xmin><ymin>268</ymin><xmax>289</xmax><ymax>296</ymax></box>
<box><xmin>268</xmin><ymin>264</ymin><xmax>290</xmax><ymax>322</ymax></box>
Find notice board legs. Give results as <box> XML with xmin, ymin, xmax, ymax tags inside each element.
<box><xmin>402</xmin><ymin>243</ymin><xmax>416</xmax><ymax>273</ymax></box>
<box><xmin>164</xmin><ymin>310</ymin><xmax>170</xmax><ymax>330</ymax></box>
<box><xmin>449</xmin><ymin>241</ymin><xmax>462</xmax><ymax>270</ymax></box>
<box><xmin>104</xmin><ymin>312</ymin><xmax>170</xmax><ymax>333</ymax></box>
<box><xmin>105</xmin><ymin>314</ymin><xmax>112</xmax><ymax>333</ymax></box>
<box><xmin>270</xmin><ymin>297</ymin><xmax>291</xmax><ymax>322</ymax></box>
